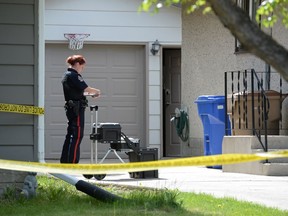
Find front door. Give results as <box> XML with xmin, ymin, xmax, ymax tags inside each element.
<box><xmin>163</xmin><ymin>49</ymin><xmax>181</xmax><ymax>157</ymax></box>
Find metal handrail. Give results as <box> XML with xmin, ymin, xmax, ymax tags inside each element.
<box><xmin>251</xmin><ymin>69</ymin><xmax>269</xmax><ymax>152</ymax></box>
<box><xmin>224</xmin><ymin>69</ymin><xmax>278</xmax><ymax>152</ymax></box>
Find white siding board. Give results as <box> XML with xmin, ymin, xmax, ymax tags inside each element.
<box><xmin>45</xmin><ymin>0</ymin><xmax>181</xmax><ymax>43</ymax></box>
<box><xmin>149</xmin><ymin>86</ymin><xmax>160</xmax><ymax>100</ymax></box>
<box><xmin>149</xmin><ymin>100</ymin><xmax>160</xmax><ymax>115</ymax></box>
<box><xmin>149</xmin><ymin>115</ymin><xmax>160</xmax><ymax>130</ymax></box>
<box><xmin>149</xmin><ymin>71</ymin><xmax>160</xmax><ymax>85</ymax></box>
<box><xmin>46</xmin><ymin>26</ymin><xmax>181</xmax><ymax>42</ymax></box>
<box><xmin>149</xmin><ymin>130</ymin><xmax>161</xmax><ymax>144</ymax></box>
<box><xmin>45</xmin><ymin>11</ymin><xmax>180</xmax><ymax>27</ymax></box>
<box><xmin>46</xmin><ymin>0</ymin><xmax>154</xmax><ymax>12</ymax></box>
<box><xmin>149</xmin><ymin>56</ymin><xmax>161</xmax><ymax>70</ymax></box>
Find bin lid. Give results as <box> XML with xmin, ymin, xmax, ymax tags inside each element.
<box><xmin>195</xmin><ymin>95</ymin><xmax>225</xmax><ymax>103</ymax></box>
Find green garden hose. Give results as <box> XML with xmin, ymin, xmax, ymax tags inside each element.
<box><xmin>173</xmin><ymin>109</ymin><xmax>189</xmax><ymax>142</ymax></box>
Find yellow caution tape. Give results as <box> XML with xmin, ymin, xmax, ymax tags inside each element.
<box><xmin>0</xmin><ymin>103</ymin><xmax>44</xmax><ymax>115</ymax></box>
<box><xmin>0</xmin><ymin>150</ymin><xmax>287</xmax><ymax>174</ymax></box>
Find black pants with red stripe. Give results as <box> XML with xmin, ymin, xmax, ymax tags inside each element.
<box><xmin>60</xmin><ymin>106</ymin><xmax>85</xmax><ymax>163</ymax></box>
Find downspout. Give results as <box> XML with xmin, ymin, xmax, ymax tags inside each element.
<box><xmin>21</xmin><ymin>0</ymin><xmax>45</xmax><ymax>199</ymax></box>
<box><xmin>51</xmin><ymin>173</ymin><xmax>122</xmax><ymax>202</ymax></box>
<box><xmin>21</xmin><ymin>172</ymin><xmax>122</xmax><ymax>202</ymax></box>
<box><xmin>38</xmin><ymin>0</ymin><xmax>45</xmax><ymax>162</ymax></box>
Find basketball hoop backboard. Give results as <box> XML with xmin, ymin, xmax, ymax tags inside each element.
<box><xmin>64</xmin><ymin>33</ymin><xmax>90</xmax><ymax>50</ymax></box>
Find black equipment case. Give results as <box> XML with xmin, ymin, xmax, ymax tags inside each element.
<box><xmin>127</xmin><ymin>148</ymin><xmax>158</xmax><ymax>179</ymax></box>
<box><xmin>96</xmin><ymin>123</ymin><xmax>121</xmax><ymax>143</ymax></box>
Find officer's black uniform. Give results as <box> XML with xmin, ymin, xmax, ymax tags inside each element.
<box><xmin>60</xmin><ymin>68</ymin><xmax>88</xmax><ymax>163</ymax></box>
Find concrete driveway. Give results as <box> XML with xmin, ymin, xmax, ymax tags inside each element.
<box><xmin>74</xmin><ymin>166</ymin><xmax>288</xmax><ymax>211</ymax></box>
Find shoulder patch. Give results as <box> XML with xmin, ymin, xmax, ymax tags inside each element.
<box><xmin>78</xmin><ymin>75</ymin><xmax>84</xmax><ymax>82</ymax></box>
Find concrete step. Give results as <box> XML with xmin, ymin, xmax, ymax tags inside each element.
<box><xmin>262</xmin><ymin>163</ymin><xmax>288</xmax><ymax>176</ymax></box>
<box><xmin>252</xmin><ymin>149</ymin><xmax>288</xmax><ymax>163</ymax></box>
<box><xmin>223</xmin><ymin>159</ymin><xmax>288</xmax><ymax>176</ymax></box>
<box><xmin>251</xmin><ymin>136</ymin><xmax>288</xmax><ymax>149</ymax></box>
<box><xmin>222</xmin><ymin>135</ymin><xmax>288</xmax><ymax>176</ymax></box>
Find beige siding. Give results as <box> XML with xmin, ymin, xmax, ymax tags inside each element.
<box><xmin>0</xmin><ymin>0</ymin><xmax>38</xmax><ymax>195</ymax></box>
<box><xmin>0</xmin><ymin>0</ymin><xmax>38</xmax><ymax>161</ymax></box>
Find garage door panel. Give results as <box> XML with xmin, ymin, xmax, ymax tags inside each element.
<box><xmin>85</xmin><ymin>48</ymin><xmax>108</xmax><ymax>67</ymax></box>
<box><xmin>109</xmin><ymin>106</ymin><xmax>137</xmax><ymax>124</ymax></box>
<box><xmin>45</xmin><ymin>132</ymin><xmax>64</xmax><ymax>158</ymax></box>
<box><xmin>88</xmin><ymin>68</ymin><xmax>142</xmax><ymax>74</ymax></box>
<box><xmin>46</xmin><ymin>131</ymin><xmax>102</xmax><ymax>159</ymax></box>
<box><xmin>46</xmin><ymin>76</ymin><xmax>64</xmax><ymax>98</ymax></box>
<box><xmin>110</xmin><ymin>47</ymin><xmax>141</xmax><ymax>67</ymax></box>
<box><xmin>86</xmin><ymin>105</ymin><xmax>108</xmax><ymax>119</ymax></box>
<box><xmin>45</xmin><ymin>44</ymin><xmax>145</xmax><ymax>159</ymax></box>
<box><xmin>46</xmin><ymin>51</ymin><xmax>67</xmax><ymax>68</ymax></box>
<box><xmin>89</xmin><ymin>103</ymin><xmax>139</xmax><ymax>123</ymax></box>
<box><xmin>85</xmin><ymin>77</ymin><xmax>109</xmax><ymax>98</ymax></box>
<box><xmin>45</xmin><ymin>104</ymin><xmax>141</xmax><ymax>130</ymax></box>
<box><xmin>111</xmin><ymin>78</ymin><xmax>138</xmax><ymax>97</ymax></box>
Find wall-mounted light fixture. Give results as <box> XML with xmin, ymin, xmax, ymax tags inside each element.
<box><xmin>150</xmin><ymin>39</ymin><xmax>161</xmax><ymax>55</ymax></box>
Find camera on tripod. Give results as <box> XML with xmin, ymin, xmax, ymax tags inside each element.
<box><xmin>88</xmin><ymin>106</ymin><xmax>158</xmax><ymax>180</ymax></box>
<box><xmin>90</xmin><ymin>122</ymin><xmax>121</xmax><ymax>143</ymax></box>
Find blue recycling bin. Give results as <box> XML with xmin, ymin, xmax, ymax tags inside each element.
<box><xmin>195</xmin><ymin>95</ymin><xmax>227</xmax><ymax>122</ymax></box>
<box><xmin>195</xmin><ymin>95</ymin><xmax>231</xmax><ymax>169</ymax></box>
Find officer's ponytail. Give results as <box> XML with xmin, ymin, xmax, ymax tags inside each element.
<box><xmin>66</xmin><ymin>55</ymin><xmax>86</xmax><ymax>66</ymax></box>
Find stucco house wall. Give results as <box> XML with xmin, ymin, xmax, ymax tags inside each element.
<box><xmin>182</xmin><ymin>9</ymin><xmax>288</xmax><ymax>156</ymax></box>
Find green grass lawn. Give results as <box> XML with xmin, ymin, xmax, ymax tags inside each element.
<box><xmin>0</xmin><ymin>175</ymin><xmax>287</xmax><ymax>216</ymax></box>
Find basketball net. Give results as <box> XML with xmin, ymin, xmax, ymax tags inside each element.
<box><xmin>64</xmin><ymin>33</ymin><xmax>90</xmax><ymax>50</ymax></box>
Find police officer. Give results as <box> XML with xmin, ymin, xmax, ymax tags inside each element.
<box><xmin>60</xmin><ymin>55</ymin><xmax>100</xmax><ymax>163</ymax></box>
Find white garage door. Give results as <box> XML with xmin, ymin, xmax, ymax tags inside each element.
<box><xmin>45</xmin><ymin>44</ymin><xmax>145</xmax><ymax>160</ymax></box>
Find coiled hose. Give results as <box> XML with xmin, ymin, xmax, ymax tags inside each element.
<box><xmin>172</xmin><ymin>108</ymin><xmax>189</xmax><ymax>142</ymax></box>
